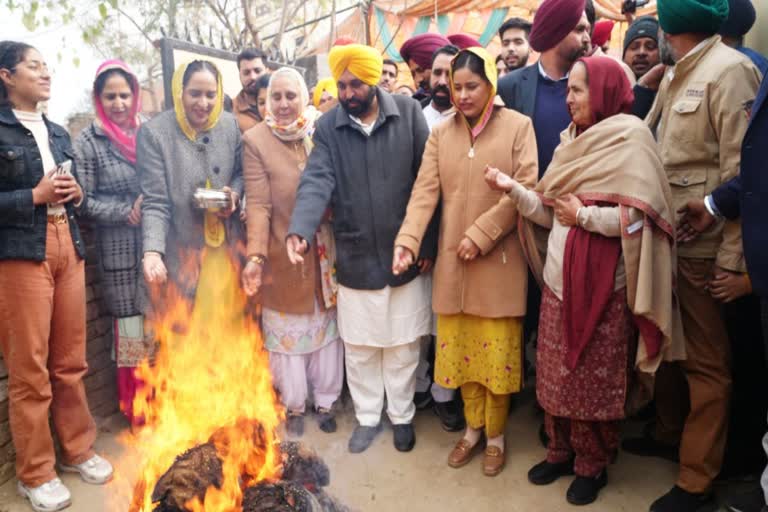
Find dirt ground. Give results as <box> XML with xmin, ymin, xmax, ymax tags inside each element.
<box><xmin>0</xmin><ymin>390</ymin><xmax>753</xmax><ymax>511</ymax></box>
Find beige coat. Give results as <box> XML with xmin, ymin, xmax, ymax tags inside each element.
<box><xmin>646</xmin><ymin>36</ymin><xmax>761</xmax><ymax>272</ymax></box>
<box><xmin>396</xmin><ymin>106</ymin><xmax>538</xmax><ymax>318</ymax></box>
<box><xmin>243</xmin><ymin>122</ymin><xmax>321</xmax><ymax>314</ymax></box>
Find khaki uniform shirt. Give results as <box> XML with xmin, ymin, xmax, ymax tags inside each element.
<box><xmin>646</xmin><ymin>36</ymin><xmax>761</xmax><ymax>272</ymax></box>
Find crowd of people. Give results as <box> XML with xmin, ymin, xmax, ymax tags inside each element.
<box><xmin>1</xmin><ymin>0</ymin><xmax>767</xmax><ymax>511</ymax></box>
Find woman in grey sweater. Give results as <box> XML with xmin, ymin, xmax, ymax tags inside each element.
<box><xmin>137</xmin><ymin>60</ymin><xmax>243</xmax><ymax>311</ymax></box>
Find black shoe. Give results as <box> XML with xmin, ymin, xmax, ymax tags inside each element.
<box><xmin>622</xmin><ymin>433</ymin><xmax>679</xmax><ymax>463</ymax></box>
<box><xmin>393</xmin><ymin>423</ymin><xmax>416</xmax><ymax>452</ymax></box>
<box><xmin>414</xmin><ymin>391</ymin><xmax>434</xmax><ymax>410</ymax></box>
<box><xmin>725</xmin><ymin>486</ymin><xmax>767</xmax><ymax>512</ymax></box>
<box><xmin>566</xmin><ymin>471</ymin><xmax>608</xmax><ymax>506</ymax></box>
<box><xmin>433</xmin><ymin>400</ymin><xmax>465</xmax><ymax>432</ymax></box>
<box><xmin>348</xmin><ymin>424</ymin><xmax>382</xmax><ymax>453</ymax></box>
<box><xmin>650</xmin><ymin>486</ymin><xmax>714</xmax><ymax>512</ymax></box>
<box><xmin>286</xmin><ymin>413</ymin><xmax>304</xmax><ymax>437</ymax></box>
<box><xmin>316</xmin><ymin>407</ymin><xmax>337</xmax><ymax>433</ymax></box>
<box><xmin>528</xmin><ymin>459</ymin><xmax>575</xmax><ymax>485</ymax></box>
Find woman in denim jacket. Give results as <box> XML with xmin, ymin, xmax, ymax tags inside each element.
<box><xmin>0</xmin><ymin>41</ymin><xmax>113</xmax><ymax>512</ymax></box>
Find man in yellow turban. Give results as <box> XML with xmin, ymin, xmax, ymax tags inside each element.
<box><xmin>328</xmin><ymin>43</ymin><xmax>383</xmax><ymax>86</ymax></box>
<box><xmin>312</xmin><ymin>77</ymin><xmax>338</xmax><ymax>113</ymax></box>
<box><xmin>287</xmin><ymin>43</ymin><xmax>436</xmax><ymax>456</ymax></box>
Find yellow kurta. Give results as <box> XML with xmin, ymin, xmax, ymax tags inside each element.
<box><xmin>435</xmin><ymin>314</ymin><xmax>523</xmax><ymax>395</ymax></box>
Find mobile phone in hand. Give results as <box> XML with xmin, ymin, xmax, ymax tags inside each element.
<box><xmin>56</xmin><ymin>160</ymin><xmax>72</xmax><ymax>176</ymax></box>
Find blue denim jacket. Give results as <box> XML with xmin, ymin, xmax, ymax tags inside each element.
<box><xmin>0</xmin><ymin>106</ymin><xmax>85</xmax><ymax>261</ymax></box>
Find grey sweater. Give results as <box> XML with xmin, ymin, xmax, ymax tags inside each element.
<box><xmin>137</xmin><ymin>110</ymin><xmax>243</xmax><ymax>302</ymax></box>
<box><xmin>288</xmin><ymin>90</ymin><xmax>436</xmax><ymax>290</ymax></box>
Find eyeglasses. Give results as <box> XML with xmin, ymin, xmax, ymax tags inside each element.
<box><xmin>11</xmin><ymin>61</ymin><xmax>51</xmax><ymax>75</ymax></box>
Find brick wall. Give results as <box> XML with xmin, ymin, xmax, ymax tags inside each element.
<box><xmin>0</xmin><ymin>225</ymin><xmax>119</xmax><ymax>485</ymax></box>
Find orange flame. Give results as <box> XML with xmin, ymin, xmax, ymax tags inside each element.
<box><xmin>118</xmin><ymin>245</ymin><xmax>283</xmax><ymax>511</ymax></box>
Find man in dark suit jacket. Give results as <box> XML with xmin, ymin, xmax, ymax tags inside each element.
<box><xmin>677</xmin><ymin>71</ymin><xmax>768</xmax><ymax>512</ymax></box>
<box><xmin>497</xmin><ymin>0</ymin><xmax>591</xmax><ymax>178</ymax></box>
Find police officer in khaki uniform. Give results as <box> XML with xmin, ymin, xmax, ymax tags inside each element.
<box><xmin>642</xmin><ymin>1</ymin><xmax>762</xmax><ymax>511</ymax></box>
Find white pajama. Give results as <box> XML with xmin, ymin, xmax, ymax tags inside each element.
<box><xmin>337</xmin><ymin>275</ymin><xmax>431</xmax><ymax>426</ymax></box>
<box><xmin>269</xmin><ymin>339</ymin><xmax>344</xmax><ymax>413</ymax></box>
<box><xmin>345</xmin><ymin>340</ymin><xmax>420</xmax><ymax>426</ymax></box>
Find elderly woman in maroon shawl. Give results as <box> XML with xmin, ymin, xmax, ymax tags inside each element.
<box><xmin>486</xmin><ymin>56</ymin><xmax>683</xmax><ymax>506</ymax></box>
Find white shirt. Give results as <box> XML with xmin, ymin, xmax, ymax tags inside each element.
<box><xmin>422</xmin><ymin>103</ymin><xmax>455</xmax><ymax>132</ymax></box>
<box><xmin>349</xmin><ymin>115</ymin><xmax>375</xmax><ymax>136</ymax></box>
<box><xmin>13</xmin><ymin>109</ymin><xmax>64</xmax><ymax>215</ymax></box>
<box><xmin>538</xmin><ymin>61</ymin><xmax>569</xmax><ymax>82</ymax></box>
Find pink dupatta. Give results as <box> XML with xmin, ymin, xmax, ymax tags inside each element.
<box><xmin>93</xmin><ymin>59</ymin><xmax>142</xmax><ymax>163</ymax></box>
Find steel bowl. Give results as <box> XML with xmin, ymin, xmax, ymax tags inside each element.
<box><xmin>193</xmin><ymin>188</ymin><xmax>232</xmax><ymax>210</ymax></box>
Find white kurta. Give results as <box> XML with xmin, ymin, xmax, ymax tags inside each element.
<box><xmin>337</xmin><ymin>274</ymin><xmax>433</xmax><ymax>347</ymax></box>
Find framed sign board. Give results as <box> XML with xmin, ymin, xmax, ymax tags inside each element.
<box><xmin>157</xmin><ymin>38</ymin><xmax>306</xmax><ymax>110</ymax></box>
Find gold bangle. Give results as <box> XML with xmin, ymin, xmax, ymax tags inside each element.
<box><xmin>248</xmin><ymin>254</ymin><xmax>266</xmax><ymax>266</ymax></box>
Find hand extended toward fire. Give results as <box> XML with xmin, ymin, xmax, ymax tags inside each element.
<box><xmin>392</xmin><ymin>246</ymin><xmax>433</xmax><ymax>275</ymax></box>
<box><xmin>242</xmin><ymin>260</ymin><xmax>263</xmax><ymax>296</ymax></box>
<box><xmin>392</xmin><ymin>246</ymin><xmax>415</xmax><ymax>275</ymax></box>
<box><xmin>286</xmin><ymin>234</ymin><xmax>308</xmax><ymax>264</ymax></box>
<box><xmin>143</xmin><ymin>251</ymin><xmax>167</xmax><ymax>284</ymax></box>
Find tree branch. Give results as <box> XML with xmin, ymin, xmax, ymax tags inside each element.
<box><xmin>241</xmin><ymin>0</ymin><xmax>261</xmax><ymax>47</ymax></box>
<box><xmin>116</xmin><ymin>6</ymin><xmax>156</xmax><ymax>45</ymax></box>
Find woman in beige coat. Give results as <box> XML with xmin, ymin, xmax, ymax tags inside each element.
<box><xmin>393</xmin><ymin>47</ymin><xmax>537</xmax><ymax>476</ymax></box>
<box><xmin>241</xmin><ymin>68</ymin><xmax>342</xmax><ymax>438</ymax></box>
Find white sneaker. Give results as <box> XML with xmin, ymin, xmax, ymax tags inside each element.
<box><xmin>17</xmin><ymin>477</ymin><xmax>72</xmax><ymax>512</ymax></box>
<box><xmin>59</xmin><ymin>454</ymin><xmax>113</xmax><ymax>485</ymax></box>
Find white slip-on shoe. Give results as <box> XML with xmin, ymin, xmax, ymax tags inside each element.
<box><xmin>59</xmin><ymin>454</ymin><xmax>113</xmax><ymax>485</ymax></box>
<box><xmin>17</xmin><ymin>477</ymin><xmax>72</xmax><ymax>512</ymax></box>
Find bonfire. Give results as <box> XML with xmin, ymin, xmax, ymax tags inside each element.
<box><xmin>114</xmin><ymin>247</ymin><xmax>346</xmax><ymax>512</ymax></box>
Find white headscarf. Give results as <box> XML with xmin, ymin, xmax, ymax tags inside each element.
<box><xmin>264</xmin><ymin>67</ymin><xmax>321</xmax><ymax>151</ymax></box>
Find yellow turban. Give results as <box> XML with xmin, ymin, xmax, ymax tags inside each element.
<box><xmin>328</xmin><ymin>44</ymin><xmax>383</xmax><ymax>86</ymax></box>
<box><xmin>313</xmin><ymin>77</ymin><xmax>338</xmax><ymax>108</ymax></box>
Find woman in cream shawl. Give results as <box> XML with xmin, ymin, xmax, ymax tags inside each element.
<box><xmin>485</xmin><ymin>56</ymin><xmax>682</xmax><ymax>506</ymax></box>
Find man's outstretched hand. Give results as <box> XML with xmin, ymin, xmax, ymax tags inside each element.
<box><xmin>286</xmin><ymin>234</ymin><xmax>309</xmax><ymax>264</ymax></box>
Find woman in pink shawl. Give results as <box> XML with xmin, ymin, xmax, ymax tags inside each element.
<box><xmin>486</xmin><ymin>56</ymin><xmax>681</xmax><ymax>505</ymax></box>
<box><xmin>74</xmin><ymin>60</ymin><xmax>149</xmax><ymax>427</ymax></box>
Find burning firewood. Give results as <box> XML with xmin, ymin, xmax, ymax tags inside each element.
<box><xmin>278</xmin><ymin>441</ymin><xmax>330</xmax><ymax>490</ymax></box>
<box><xmin>150</xmin><ymin>442</ymin><xmax>223</xmax><ymax>512</ymax></box>
<box><xmin>145</xmin><ymin>434</ymin><xmax>348</xmax><ymax>512</ymax></box>
<box><xmin>242</xmin><ymin>482</ymin><xmax>321</xmax><ymax>512</ymax></box>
